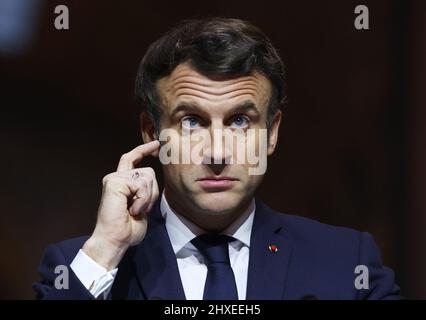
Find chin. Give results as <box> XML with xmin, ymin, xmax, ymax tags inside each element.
<box><xmin>193</xmin><ymin>191</ymin><xmax>242</xmax><ymax>216</ymax></box>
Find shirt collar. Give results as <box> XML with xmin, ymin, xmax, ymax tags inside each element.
<box><xmin>160</xmin><ymin>193</ymin><xmax>255</xmax><ymax>255</ymax></box>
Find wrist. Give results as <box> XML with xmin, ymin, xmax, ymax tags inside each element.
<box><xmin>82</xmin><ymin>235</ymin><xmax>128</xmax><ymax>271</ymax></box>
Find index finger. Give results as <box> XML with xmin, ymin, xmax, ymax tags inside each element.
<box><xmin>117</xmin><ymin>140</ymin><xmax>160</xmax><ymax>172</ymax></box>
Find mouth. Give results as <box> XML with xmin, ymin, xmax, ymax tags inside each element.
<box><xmin>196</xmin><ymin>176</ymin><xmax>238</xmax><ymax>191</ymax></box>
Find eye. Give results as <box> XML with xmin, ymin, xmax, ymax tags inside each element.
<box><xmin>230</xmin><ymin>115</ymin><xmax>250</xmax><ymax>128</ymax></box>
<box><xmin>181</xmin><ymin>116</ymin><xmax>201</xmax><ymax>129</ymax></box>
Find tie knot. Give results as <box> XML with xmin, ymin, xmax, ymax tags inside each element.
<box><xmin>191</xmin><ymin>234</ymin><xmax>235</xmax><ymax>265</ymax></box>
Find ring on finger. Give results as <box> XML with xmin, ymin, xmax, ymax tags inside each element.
<box><xmin>132</xmin><ymin>172</ymin><xmax>140</xmax><ymax>180</ymax></box>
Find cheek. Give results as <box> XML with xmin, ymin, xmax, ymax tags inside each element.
<box><xmin>247</xmin><ymin>127</ymin><xmax>268</xmax><ymax>149</ymax></box>
<box><xmin>239</xmin><ymin>173</ymin><xmax>264</xmax><ymax>197</ymax></box>
<box><xmin>162</xmin><ymin>164</ymin><xmax>197</xmax><ymax>190</ymax></box>
<box><xmin>231</xmin><ymin>128</ymin><xmax>268</xmax><ymax>169</ymax></box>
<box><xmin>162</xmin><ymin>165</ymin><xmax>187</xmax><ymax>194</ymax></box>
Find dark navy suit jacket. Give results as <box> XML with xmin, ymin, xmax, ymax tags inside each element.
<box><xmin>34</xmin><ymin>199</ymin><xmax>400</xmax><ymax>300</ymax></box>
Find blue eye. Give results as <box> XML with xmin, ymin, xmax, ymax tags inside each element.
<box><xmin>182</xmin><ymin>116</ymin><xmax>200</xmax><ymax>128</ymax></box>
<box><xmin>231</xmin><ymin>116</ymin><xmax>249</xmax><ymax>128</ymax></box>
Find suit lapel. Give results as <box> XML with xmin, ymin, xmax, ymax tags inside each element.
<box><xmin>130</xmin><ymin>201</ymin><xmax>186</xmax><ymax>300</ymax></box>
<box><xmin>246</xmin><ymin>199</ymin><xmax>293</xmax><ymax>300</ymax></box>
<box><xmin>113</xmin><ymin>198</ymin><xmax>292</xmax><ymax>300</ymax></box>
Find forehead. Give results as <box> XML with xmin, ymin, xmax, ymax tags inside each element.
<box><xmin>156</xmin><ymin>63</ymin><xmax>271</xmax><ymax>113</ymax></box>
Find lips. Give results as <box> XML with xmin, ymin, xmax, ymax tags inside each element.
<box><xmin>196</xmin><ymin>176</ymin><xmax>238</xmax><ymax>190</ymax></box>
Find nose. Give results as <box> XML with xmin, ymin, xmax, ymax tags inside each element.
<box><xmin>202</xmin><ymin>122</ymin><xmax>232</xmax><ymax>168</ymax></box>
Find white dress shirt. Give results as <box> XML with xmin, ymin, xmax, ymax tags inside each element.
<box><xmin>71</xmin><ymin>193</ymin><xmax>255</xmax><ymax>300</ymax></box>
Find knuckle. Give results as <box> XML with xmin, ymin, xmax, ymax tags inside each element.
<box><xmin>102</xmin><ymin>173</ymin><xmax>112</xmax><ymax>185</ymax></box>
<box><xmin>153</xmin><ymin>179</ymin><xmax>159</xmax><ymax>191</ymax></box>
<box><xmin>119</xmin><ymin>153</ymin><xmax>130</xmax><ymax>163</ymax></box>
<box><xmin>144</xmin><ymin>167</ymin><xmax>156</xmax><ymax>178</ymax></box>
<box><xmin>140</xmin><ymin>177</ymin><xmax>149</xmax><ymax>188</ymax></box>
<box><xmin>103</xmin><ymin>175</ymin><xmax>122</xmax><ymax>188</ymax></box>
<box><xmin>153</xmin><ymin>188</ymin><xmax>159</xmax><ymax>199</ymax></box>
<box><xmin>142</xmin><ymin>173</ymin><xmax>153</xmax><ymax>184</ymax></box>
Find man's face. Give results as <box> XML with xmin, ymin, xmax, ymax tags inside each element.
<box><xmin>150</xmin><ymin>63</ymin><xmax>280</xmax><ymax>223</ymax></box>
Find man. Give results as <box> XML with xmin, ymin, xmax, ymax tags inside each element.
<box><xmin>34</xmin><ymin>18</ymin><xmax>400</xmax><ymax>300</ymax></box>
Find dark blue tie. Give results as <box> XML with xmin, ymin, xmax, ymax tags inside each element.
<box><xmin>191</xmin><ymin>234</ymin><xmax>238</xmax><ymax>300</ymax></box>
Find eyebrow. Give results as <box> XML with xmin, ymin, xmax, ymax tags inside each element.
<box><xmin>170</xmin><ymin>100</ymin><xmax>261</xmax><ymax>118</ymax></box>
<box><xmin>228</xmin><ymin>100</ymin><xmax>260</xmax><ymax>117</ymax></box>
<box><xmin>170</xmin><ymin>101</ymin><xmax>206</xmax><ymax>118</ymax></box>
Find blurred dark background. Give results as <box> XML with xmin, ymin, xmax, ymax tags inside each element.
<box><xmin>0</xmin><ymin>0</ymin><xmax>425</xmax><ymax>299</ymax></box>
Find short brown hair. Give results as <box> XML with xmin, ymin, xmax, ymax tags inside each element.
<box><xmin>135</xmin><ymin>17</ymin><xmax>286</xmax><ymax>131</ymax></box>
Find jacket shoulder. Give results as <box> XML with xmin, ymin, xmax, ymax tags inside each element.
<box><xmin>279</xmin><ymin>212</ymin><xmax>362</xmax><ymax>244</ymax></box>
<box><xmin>264</xmin><ymin>207</ymin><xmax>400</xmax><ymax>299</ymax></box>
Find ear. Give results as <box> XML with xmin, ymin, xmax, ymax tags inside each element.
<box><xmin>139</xmin><ymin>112</ymin><xmax>160</xmax><ymax>157</ymax></box>
<box><xmin>267</xmin><ymin>110</ymin><xmax>282</xmax><ymax>156</ymax></box>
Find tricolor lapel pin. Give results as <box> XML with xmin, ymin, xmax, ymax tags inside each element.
<box><xmin>268</xmin><ymin>244</ymin><xmax>279</xmax><ymax>253</ymax></box>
